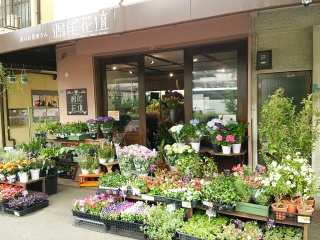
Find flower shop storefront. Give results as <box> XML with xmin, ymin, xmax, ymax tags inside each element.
<box><xmin>95</xmin><ymin>39</ymin><xmax>248</xmax><ymax>163</ymax></box>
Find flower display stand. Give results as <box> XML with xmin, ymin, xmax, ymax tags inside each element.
<box><xmin>67</xmin><ymin>134</ymin><xmax>90</xmax><ymax>141</ymax></box>
<box><xmin>78</xmin><ymin>172</ymin><xmax>104</xmax><ymax>188</ymax></box>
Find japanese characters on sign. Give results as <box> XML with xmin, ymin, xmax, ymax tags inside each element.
<box><xmin>66</xmin><ymin>88</ymin><xmax>88</xmax><ymax>115</ymax></box>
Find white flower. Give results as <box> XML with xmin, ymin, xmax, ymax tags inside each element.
<box><xmin>274</xmin><ymin>173</ymin><xmax>281</xmax><ymax>181</ymax></box>
<box><xmin>286</xmin><ymin>155</ymin><xmax>291</xmax><ymax>160</ymax></box>
<box><xmin>271</xmin><ymin>161</ymin><xmax>277</xmax><ymax>168</ymax></box>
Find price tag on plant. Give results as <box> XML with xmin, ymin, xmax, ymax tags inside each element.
<box><xmin>298</xmin><ymin>216</ymin><xmax>311</xmax><ymax>223</ymax></box>
<box><xmin>141</xmin><ymin>194</ymin><xmax>154</xmax><ymax>201</ymax></box>
<box><xmin>202</xmin><ymin>201</ymin><xmax>214</xmax><ymax>207</ymax></box>
<box><xmin>182</xmin><ymin>201</ymin><xmax>192</xmax><ymax>208</ymax></box>
<box><xmin>206</xmin><ymin>208</ymin><xmax>216</xmax><ymax>218</ymax></box>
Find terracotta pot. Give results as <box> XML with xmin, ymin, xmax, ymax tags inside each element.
<box><xmin>297</xmin><ymin>205</ymin><xmax>314</xmax><ymax>215</ymax></box>
<box><xmin>306</xmin><ymin>199</ymin><xmax>315</xmax><ymax>207</ymax></box>
<box><xmin>287</xmin><ymin>203</ymin><xmax>298</xmax><ymax>217</ymax></box>
<box><xmin>271</xmin><ymin>202</ymin><xmax>288</xmax><ymax>220</ymax></box>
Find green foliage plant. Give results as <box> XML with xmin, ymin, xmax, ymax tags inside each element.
<box><xmin>143</xmin><ymin>203</ymin><xmax>185</xmax><ymax>240</ymax></box>
<box><xmin>259</xmin><ymin>88</ymin><xmax>320</xmax><ymax>164</ymax></box>
<box><xmin>98</xmin><ymin>171</ymin><xmax>126</xmax><ymax>188</ymax></box>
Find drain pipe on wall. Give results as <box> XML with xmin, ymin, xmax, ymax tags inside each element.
<box><xmin>0</xmin><ymin>86</ymin><xmax>6</xmax><ymax>147</ymax></box>
<box><xmin>5</xmin><ymin>90</ymin><xmax>16</xmax><ymax>148</ymax></box>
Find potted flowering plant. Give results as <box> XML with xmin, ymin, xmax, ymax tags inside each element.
<box><xmin>96</xmin><ymin>116</ymin><xmax>115</xmax><ymax>138</ymax></box>
<box><xmin>112</xmin><ymin>130</ymin><xmax>125</xmax><ymax>146</ymax></box>
<box><xmin>86</xmin><ymin>119</ymin><xmax>98</xmax><ymax>139</ymax></box>
<box><xmin>206</xmin><ymin>118</ymin><xmax>223</xmax><ymax>151</ymax></box>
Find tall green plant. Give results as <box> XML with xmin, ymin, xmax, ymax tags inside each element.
<box><xmin>259</xmin><ymin>88</ymin><xmax>320</xmax><ymax>164</ymax></box>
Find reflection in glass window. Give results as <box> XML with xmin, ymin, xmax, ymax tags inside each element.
<box><xmin>106</xmin><ymin>63</ymin><xmax>139</xmax><ymax>133</ymax></box>
<box><xmin>192</xmin><ymin>51</ymin><xmax>237</xmax><ymax>122</ymax></box>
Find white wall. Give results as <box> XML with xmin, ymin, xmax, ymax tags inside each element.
<box><xmin>53</xmin><ymin>0</ymin><xmax>147</xmax><ymax>20</ymax></box>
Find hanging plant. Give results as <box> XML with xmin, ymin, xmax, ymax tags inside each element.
<box><xmin>20</xmin><ymin>66</ymin><xmax>28</xmax><ymax>84</ymax></box>
<box><xmin>0</xmin><ymin>63</ymin><xmax>26</xmax><ymax>95</ymax></box>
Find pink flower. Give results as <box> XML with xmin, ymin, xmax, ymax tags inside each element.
<box><xmin>216</xmin><ymin>134</ymin><xmax>223</xmax><ymax>141</ymax></box>
<box><xmin>226</xmin><ymin>135</ymin><xmax>235</xmax><ymax>143</ymax></box>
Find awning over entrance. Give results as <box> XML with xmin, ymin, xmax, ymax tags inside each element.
<box><xmin>0</xmin><ymin>45</ymin><xmax>56</xmax><ymax>72</ymax></box>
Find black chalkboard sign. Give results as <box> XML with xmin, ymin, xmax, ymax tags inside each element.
<box><xmin>66</xmin><ymin>88</ymin><xmax>88</xmax><ymax>115</ymax></box>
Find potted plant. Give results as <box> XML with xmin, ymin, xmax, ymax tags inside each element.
<box><xmin>259</xmin><ymin>88</ymin><xmax>320</xmax><ymax>164</ymax></box>
<box><xmin>20</xmin><ymin>67</ymin><xmax>28</xmax><ymax>84</ymax></box>
<box><xmin>206</xmin><ymin>118</ymin><xmax>223</xmax><ymax>152</ymax></box>
<box><xmin>89</xmin><ymin>155</ymin><xmax>100</xmax><ymax>174</ymax></box>
<box><xmin>98</xmin><ymin>141</ymin><xmax>115</xmax><ymax>163</ymax></box>
<box><xmin>183</xmin><ymin>119</ymin><xmax>206</xmax><ymax>152</ymax></box>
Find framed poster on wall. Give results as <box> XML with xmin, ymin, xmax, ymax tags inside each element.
<box><xmin>66</xmin><ymin>88</ymin><xmax>88</xmax><ymax>115</ymax></box>
<box><xmin>31</xmin><ymin>90</ymin><xmax>60</xmax><ymax>122</ymax></box>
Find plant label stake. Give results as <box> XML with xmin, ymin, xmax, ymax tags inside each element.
<box><xmin>206</xmin><ymin>208</ymin><xmax>216</xmax><ymax>221</ymax></box>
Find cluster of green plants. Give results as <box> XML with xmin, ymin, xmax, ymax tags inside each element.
<box><xmin>142</xmin><ymin>203</ymin><xmax>185</xmax><ymax>240</ymax></box>
<box><xmin>259</xmin><ymin>87</ymin><xmax>320</xmax><ymax>163</ymax></box>
<box><xmin>17</xmin><ymin>137</ymin><xmax>46</xmax><ymax>155</ymax></box>
<box><xmin>98</xmin><ymin>171</ymin><xmax>126</xmax><ymax>188</ymax></box>
<box><xmin>178</xmin><ymin>211</ymin><xmax>229</xmax><ymax>240</ymax></box>
<box><xmin>78</xmin><ymin>154</ymin><xmax>99</xmax><ymax>171</ymax></box>
<box><xmin>201</xmin><ymin>174</ymin><xmax>240</xmax><ymax>206</ymax></box>
<box><xmin>98</xmin><ymin>142</ymin><xmax>115</xmax><ymax>159</ymax></box>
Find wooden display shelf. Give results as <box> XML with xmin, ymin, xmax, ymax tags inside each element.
<box><xmin>124</xmin><ymin>194</ymin><xmax>310</xmax><ymax>240</ymax></box>
<box><xmin>201</xmin><ymin>148</ymin><xmax>247</xmax><ymax>166</ymax></box>
<box><xmin>101</xmin><ymin>161</ymin><xmax>119</xmax><ymax>173</ymax></box>
<box><xmin>0</xmin><ymin>177</ymin><xmax>46</xmax><ymax>193</ymax></box>
<box><xmin>78</xmin><ymin>172</ymin><xmax>104</xmax><ymax>188</ymax></box>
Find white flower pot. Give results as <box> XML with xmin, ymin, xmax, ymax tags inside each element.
<box><xmin>190</xmin><ymin>142</ymin><xmax>200</xmax><ymax>152</ymax></box>
<box><xmin>18</xmin><ymin>172</ymin><xmax>29</xmax><ymax>183</ymax></box>
<box><xmin>0</xmin><ymin>173</ymin><xmax>5</xmax><ymax>180</ymax></box>
<box><xmin>232</xmin><ymin>143</ymin><xmax>241</xmax><ymax>153</ymax></box>
<box><xmin>99</xmin><ymin>158</ymin><xmax>107</xmax><ymax>164</ymax></box>
<box><xmin>7</xmin><ymin>175</ymin><xmax>16</xmax><ymax>183</ymax></box>
<box><xmin>81</xmin><ymin>169</ymin><xmax>89</xmax><ymax>175</ymax></box>
<box><xmin>222</xmin><ymin>145</ymin><xmax>231</xmax><ymax>154</ymax></box>
<box><xmin>108</xmin><ymin>158</ymin><xmax>115</xmax><ymax>163</ymax></box>
<box><xmin>92</xmin><ymin>169</ymin><xmax>100</xmax><ymax>174</ymax></box>
<box><xmin>30</xmin><ymin>169</ymin><xmax>40</xmax><ymax>180</ymax></box>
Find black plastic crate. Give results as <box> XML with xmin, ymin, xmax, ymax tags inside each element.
<box><xmin>58</xmin><ymin>172</ymin><xmax>72</xmax><ymax>179</ymax></box>
<box><xmin>110</xmin><ymin>220</ymin><xmax>146</xmax><ymax>240</ymax></box>
<box><xmin>74</xmin><ymin>218</ymin><xmax>108</xmax><ymax>233</ymax></box>
<box><xmin>58</xmin><ymin>157</ymin><xmax>72</xmax><ymax>163</ymax></box>
<box><xmin>97</xmin><ymin>187</ymin><xmax>120</xmax><ymax>195</ymax></box>
<box><xmin>175</xmin><ymin>232</ymin><xmax>206</xmax><ymax>240</ymax></box>
<box><xmin>46</xmin><ymin>173</ymin><xmax>58</xmax><ymax>195</ymax></box>
<box><xmin>153</xmin><ymin>195</ymin><xmax>166</xmax><ymax>202</ymax></box>
<box><xmin>5</xmin><ymin>200</ymin><xmax>49</xmax><ymax>217</ymax></box>
<box><xmin>271</xmin><ymin>209</ymin><xmax>314</xmax><ymax>223</ymax></box>
<box><xmin>72</xmin><ymin>210</ymin><xmax>102</xmax><ymax>222</ymax></box>
<box><xmin>166</xmin><ymin>197</ymin><xmax>182</xmax><ymax>206</ymax></box>
<box><xmin>214</xmin><ymin>203</ymin><xmax>235</xmax><ymax>213</ymax></box>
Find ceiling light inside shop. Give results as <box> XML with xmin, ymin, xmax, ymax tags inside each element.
<box><xmin>112</xmin><ymin>66</ymin><xmax>117</xmax><ymax>70</ymax></box>
<box><xmin>217</xmin><ymin>68</ymin><xmax>225</xmax><ymax>73</ymax></box>
<box><xmin>169</xmin><ymin>73</ymin><xmax>173</xmax><ymax>77</ymax></box>
<box><xmin>193</xmin><ymin>58</ymin><xmax>198</xmax><ymax>62</ymax></box>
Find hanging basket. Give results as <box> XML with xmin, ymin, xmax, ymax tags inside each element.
<box><xmin>7</xmin><ymin>76</ymin><xmax>16</xmax><ymax>83</ymax></box>
<box><xmin>20</xmin><ymin>76</ymin><xmax>28</xmax><ymax>84</ymax></box>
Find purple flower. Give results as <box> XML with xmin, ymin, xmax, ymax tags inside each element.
<box><xmin>86</xmin><ymin>119</ymin><xmax>97</xmax><ymax>124</ymax></box>
<box><xmin>150</xmin><ymin>164</ymin><xmax>157</xmax><ymax>171</ymax></box>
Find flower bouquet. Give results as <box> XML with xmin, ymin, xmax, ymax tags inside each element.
<box><xmin>162</xmin><ymin>90</ymin><xmax>184</xmax><ymax>109</ymax></box>
<box><xmin>168</xmin><ymin>124</ymin><xmax>186</xmax><ymax>144</ymax></box>
<box><xmin>116</xmin><ymin>145</ymin><xmax>157</xmax><ymax>177</ymax></box>
<box><xmin>163</xmin><ymin>143</ymin><xmax>194</xmax><ymax>168</ymax></box>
